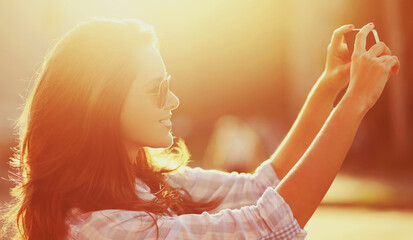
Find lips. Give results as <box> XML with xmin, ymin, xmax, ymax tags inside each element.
<box><xmin>159</xmin><ymin>119</ymin><xmax>172</xmax><ymax>129</ymax></box>
<box><xmin>159</xmin><ymin>119</ymin><xmax>172</xmax><ymax>125</ymax></box>
<box><xmin>159</xmin><ymin>115</ymin><xmax>172</xmax><ymax>128</ymax></box>
<box><xmin>159</xmin><ymin>115</ymin><xmax>172</xmax><ymax>121</ymax></box>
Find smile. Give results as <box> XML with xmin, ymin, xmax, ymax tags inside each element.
<box><xmin>159</xmin><ymin>119</ymin><xmax>172</xmax><ymax>128</ymax></box>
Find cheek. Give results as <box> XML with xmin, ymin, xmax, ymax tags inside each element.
<box><xmin>120</xmin><ymin>97</ymin><xmax>160</xmax><ymax>143</ymax></box>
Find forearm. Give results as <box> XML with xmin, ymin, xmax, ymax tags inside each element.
<box><xmin>275</xmin><ymin>96</ymin><xmax>368</xmax><ymax>228</ymax></box>
<box><xmin>270</xmin><ymin>72</ymin><xmax>343</xmax><ymax>180</ymax></box>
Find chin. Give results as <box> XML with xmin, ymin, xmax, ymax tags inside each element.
<box><xmin>161</xmin><ymin>135</ymin><xmax>174</xmax><ymax>148</ymax></box>
<box><xmin>148</xmin><ymin>134</ymin><xmax>174</xmax><ymax>149</ymax></box>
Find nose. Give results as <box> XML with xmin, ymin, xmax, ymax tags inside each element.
<box><xmin>164</xmin><ymin>90</ymin><xmax>180</xmax><ymax>110</ymax></box>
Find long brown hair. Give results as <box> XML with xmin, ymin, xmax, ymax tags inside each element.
<box><xmin>0</xmin><ymin>17</ymin><xmax>221</xmax><ymax>240</ymax></box>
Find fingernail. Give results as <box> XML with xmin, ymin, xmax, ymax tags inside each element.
<box><xmin>368</xmin><ymin>22</ymin><xmax>374</xmax><ymax>25</ymax></box>
<box><xmin>348</xmin><ymin>24</ymin><xmax>354</xmax><ymax>28</ymax></box>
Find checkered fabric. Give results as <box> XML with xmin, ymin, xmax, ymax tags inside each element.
<box><xmin>65</xmin><ymin>159</ymin><xmax>307</xmax><ymax>239</ymax></box>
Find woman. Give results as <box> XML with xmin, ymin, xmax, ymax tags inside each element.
<box><xmin>1</xmin><ymin>18</ymin><xmax>399</xmax><ymax>239</ymax></box>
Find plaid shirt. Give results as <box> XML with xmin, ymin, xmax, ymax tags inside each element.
<box><xmin>66</xmin><ymin>159</ymin><xmax>307</xmax><ymax>239</ymax></box>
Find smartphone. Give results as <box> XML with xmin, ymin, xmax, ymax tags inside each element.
<box><xmin>344</xmin><ymin>29</ymin><xmax>380</xmax><ymax>55</ymax></box>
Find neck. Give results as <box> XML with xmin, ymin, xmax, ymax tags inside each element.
<box><xmin>124</xmin><ymin>140</ymin><xmax>140</xmax><ymax>163</ymax></box>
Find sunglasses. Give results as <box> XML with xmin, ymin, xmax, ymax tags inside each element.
<box><xmin>135</xmin><ymin>74</ymin><xmax>171</xmax><ymax>108</ymax></box>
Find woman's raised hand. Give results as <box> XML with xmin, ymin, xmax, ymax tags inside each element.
<box><xmin>322</xmin><ymin>24</ymin><xmax>355</xmax><ymax>91</ymax></box>
<box><xmin>345</xmin><ymin>23</ymin><xmax>400</xmax><ymax>111</ymax></box>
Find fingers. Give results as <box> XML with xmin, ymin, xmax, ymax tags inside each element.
<box><xmin>377</xmin><ymin>55</ymin><xmax>400</xmax><ymax>74</ymax></box>
<box><xmin>354</xmin><ymin>23</ymin><xmax>375</xmax><ymax>53</ymax></box>
<box><xmin>367</xmin><ymin>42</ymin><xmax>391</xmax><ymax>57</ymax></box>
<box><xmin>330</xmin><ymin>24</ymin><xmax>355</xmax><ymax>49</ymax></box>
<box><xmin>389</xmin><ymin>56</ymin><xmax>400</xmax><ymax>74</ymax></box>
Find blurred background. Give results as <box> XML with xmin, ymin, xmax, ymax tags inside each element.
<box><xmin>0</xmin><ymin>0</ymin><xmax>412</xmax><ymax>239</ymax></box>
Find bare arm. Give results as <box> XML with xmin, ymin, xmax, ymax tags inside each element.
<box><xmin>275</xmin><ymin>96</ymin><xmax>366</xmax><ymax>228</ymax></box>
<box><xmin>275</xmin><ymin>22</ymin><xmax>400</xmax><ymax>228</ymax></box>
<box><xmin>270</xmin><ymin>24</ymin><xmax>355</xmax><ymax>180</ymax></box>
<box><xmin>270</xmin><ymin>73</ymin><xmax>341</xmax><ymax>180</ymax></box>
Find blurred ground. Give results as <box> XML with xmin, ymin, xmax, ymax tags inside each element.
<box><xmin>306</xmin><ymin>207</ymin><xmax>413</xmax><ymax>240</ymax></box>
<box><xmin>306</xmin><ymin>171</ymin><xmax>413</xmax><ymax>239</ymax></box>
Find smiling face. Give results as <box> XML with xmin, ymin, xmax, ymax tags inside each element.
<box><xmin>120</xmin><ymin>44</ymin><xmax>180</xmax><ymax>152</ymax></box>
